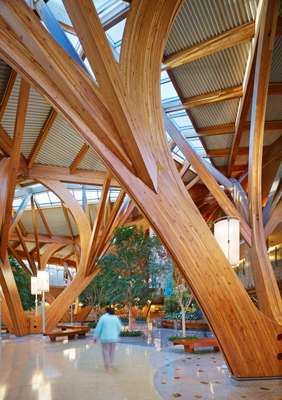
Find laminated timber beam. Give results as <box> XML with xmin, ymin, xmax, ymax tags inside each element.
<box><xmin>9</xmin><ymin>232</ymin><xmax>74</xmax><ymax>245</ymax></box>
<box><xmin>228</xmin><ymin>0</ymin><xmax>264</xmax><ymax>175</ymax></box>
<box><xmin>0</xmin><ymin>68</ymin><xmax>16</xmax><ymax>119</ymax></box>
<box><xmin>196</xmin><ymin>120</ymin><xmax>282</xmax><ymax>137</ymax></box>
<box><xmin>15</xmin><ymin>224</ymin><xmax>36</xmax><ymax>275</ymax></box>
<box><xmin>85</xmin><ymin>172</ymin><xmax>111</xmax><ymax>274</ymax></box>
<box><xmin>1</xmin><ymin>0</ymin><xmax>282</xmax><ymax>378</ymax></box>
<box><xmin>40</xmin><ymin>243</ymin><xmax>66</xmax><ymax>271</ymax></box>
<box><xmin>0</xmin><ymin>126</ymin><xmax>27</xmax><ymax>171</ymax></box>
<box><xmin>167</xmin><ymin>81</ymin><xmax>282</xmax><ymax>114</ymax></box>
<box><xmin>247</xmin><ymin>0</ymin><xmax>282</xmax><ymax>323</ymax></box>
<box><xmin>165</xmin><ymin>85</ymin><xmax>243</xmax><ymax>112</ymax></box>
<box><xmin>64</xmin><ymin>0</ymin><xmax>158</xmax><ymax>192</ymax></box>
<box><xmin>0</xmin><ymin>79</ymin><xmax>30</xmax><ymax>261</ymax></box>
<box><xmin>265</xmin><ymin>197</ymin><xmax>282</xmax><ymax>238</ymax></box>
<box><xmin>165</xmin><ymin>113</ymin><xmax>252</xmax><ymax>246</ymax></box>
<box><xmin>69</xmin><ymin>143</ymin><xmax>90</xmax><ymax>174</ymax></box>
<box><xmin>27</xmin><ymin>109</ymin><xmax>57</xmax><ymax>169</ymax></box>
<box><xmin>27</xmin><ymin>164</ymin><xmax>120</xmax><ymax>187</ymax></box>
<box><xmin>163</xmin><ymin>22</ymin><xmax>255</xmax><ymax>70</ymax></box>
<box><xmin>35</xmin><ymin>179</ymin><xmax>92</xmax><ymax>331</ymax></box>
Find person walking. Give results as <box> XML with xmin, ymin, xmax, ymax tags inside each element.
<box><xmin>94</xmin><ymin>307</ymin><xmax>122</xmax><ymax>371</ymax></box>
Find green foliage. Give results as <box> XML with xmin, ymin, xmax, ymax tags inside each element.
<box><xmin>164</xmin><ymin>295</ymin><xmax>180</xmax><ymax>314</ymax></box>
<box><xmin>120</xmin><ymin>330</ymin><xmax>143</xmax><ymax>337</ymax></box>
<box><xmin>80</xmin><ymin>269</ymin><xmax>116</xmax><ymax>308</ymax></box>
<box><xmin>9</xmin><ymin>256</ymin><xmax>34</xmax><ymax>311</ymax></box>
<box><xmin>97</xmin><ymin>226</ymin><xmax>159</xmax><ymax>308</ymax></box>
<box><xmin>168</xmin><ymin>335</ymin><xmax>197</xmax><ymax>341</ymax></box>
<box><xmin>88</xmin><ymin>322</ymin><xmax>97</xmax><ymax>329</ymax></box>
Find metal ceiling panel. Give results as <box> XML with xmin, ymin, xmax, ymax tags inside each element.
<box><xmin>189</xmin><ymin>99</ymin><xmax>240</xmax><ymax>128</ymax></box>
<box><xmin>212</xmin><ymin>156</ymin><xmax>229</xmax><ymax>167</ymax></box>
<box><xmin>1</xmin><ymin>74</ymin><xmax>21</xmax><ymax>140</ymax></box>
<box><xmin>270</xmin><ymin>36</ymin><xmax>282</xmax><ymax>83</ymax></box>
<box><xmin>79</xmin><ymin>146</ymin><xmax>106</xmax><ymax>171</ymax></box>
<box><xmin>240</xmin><ymin>130</ymin><xmax>282</xmax><ymax>147</ymax></box>
<box><xmin>22</xmin><ymin>87</ymin><xmax>52</xmax><ymax>159</ymax></box>
<box><xmin>204</xmin><ymin>133</ymin><xmax>233</xmax><ymax>150</ymax></box>
<box><xmin>173</xmin><ymin>43</ymin><xmax>250</xmax><ymax>98</ymax></box>
<box><xmin>36</xmin><ymin>115</ymin><xmax>85</xmax><ymax>167</ymax></box>
<box><xmin>0</xmin><ymin>59</ymin><xmax>11</xmax><ymax>102</ymax></box>
<box><xmin>165</xmin><ymin>0</ymin><xmax>258</xmax><ymax>57</ymax></box>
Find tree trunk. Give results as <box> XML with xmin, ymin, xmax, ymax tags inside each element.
<box><xmin>128</xmin><ymin>302</ymin><xmax>133</xmax><ymax>331</ymax></box>
<box><xmin>181</xmin><ymin>304</ymin><xmax>186</xmax><ymax>337</ymax></box>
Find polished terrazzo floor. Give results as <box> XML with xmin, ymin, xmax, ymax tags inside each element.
<box><xmin>0</xmin><ymin>332</ymin><xmax>281</xmax><ymax>400</ymax></box>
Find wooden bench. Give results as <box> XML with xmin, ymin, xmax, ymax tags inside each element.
<box><xmin>46</xmin><ymin>325</ymin><xmax>90</xmax><ymax>342</ymax></box>
<box><xmin>172</xmin><ymin>337</ymin><xmax>219</xmax><ymax>353</ymax></box>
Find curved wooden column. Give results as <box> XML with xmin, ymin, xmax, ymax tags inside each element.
<box><xmin>40</xmin><ymin>243</ymin><xmax>66</xmax><ymax>271</ymax></box>
<box><xmin>36</xmin><ymin>179</ymin><xmax>92</xmax><ymax>331</ymax></box>
<box><xmin>247</xmin><ymin>0</ymin><xmax>282</xmax><ymax>323</ymax></box>
<box><xmin>0</xmin><ymin>0</ymin><xmax>282</xmax><ymax>377</ymax></box>
<box><xmin>0</xmin><ymin>159</ymin><xmax>28</xmax><ymax>335</ymax></box>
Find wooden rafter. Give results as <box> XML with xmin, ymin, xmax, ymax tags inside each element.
<box><xmin>196</xmin><ymin>120</ymin><xmax>282</xmax><ymax>137</ymax></box>
<box><xmin>165</xmin><ymin>113</ymin><xmax>252</xmax><ymax>246</ymax></box>
<box><xmin>163</xmin><ymin>22</ymin><xmax>255</xmax><ymax>70</ymax></box>
<box><xmin>0</xmin><ymin>68</ymin><xmax>16</xmax><ymax>120</ymax></box>
<box><xmin>0</xmin><ymin>125</ymin><xmax>27</xmax><ymax>171</ymax></box>
<box><xmin>0</xmin><ymin>1</ymin><xmax>133</xmax><ymax>176</ymax></box>
<box><xmin>33</xmin><ymin>197</ymin><xmax>52</xmax><ymax>238</ymax></box>
<box><xmin>227</xmin><ymin>0</ymin><xmax>264</xmax><ymax>175</ymax></box>
<box><xmin>186</xmin><ymin>175</ymin><xmax>200</xmax><ymax>191</ymax></box>
<box><xmin>27</xmin><ymin>109</ymin><xmax>57</xmax><ymax>168</ymax></box>
<box><xmin>265</xmin><ymin>197</ymin><xmax>282</xmax><ymax>238</ymax></box>
<box><xmin>28</xmin><ymin>164</ymin><xmax>120</xmax><ymax>186</ymax></box>
<box><xmin>0</xmin><ymin>79</ymin><xmax>30</xmax><ymax>261</ymax></box>
<box><xmin>179</xmin><ymin>160</ymin><xmax>190</xmax><ymax>179</ymax></box>
<box><xmin>63</xmin><ymin>250</ymin><xmax>75</xmax><ymax>261</ymax></box>
<box><xmin>15</xmin><ymin>224</ymin><xmax>36</xmax><ymax>275</ymax></box>
<box><xmin>64</xmin><ymin>0</ymin><xmax>158</xmax><ymax>191</ymax></box>
<box><xmin>62</xmin><ymin>202</ymin><xmax>74</xmax><ymax>240</ymax></box>
<box><xmin>2</xmin><ymin>0</ymin><xmax>282</xmax><ymax>377</ymax></box>
<box><xmin>9</xmin><ymin>191</ymin><xmax>31</xmax><ymax>235</ymax></box>
<box><xmin>87</xmin><ymin>189</ymin><xmax>126</xmax><ymax>274</ymax></box>
<box><xmin>248</xmin><ymin>0</ymin><xmax>282</xmax><ymax>323</ymax></box>
<box><xmin>8</xmin><ymin>244</ymin><xmax>31</xmax><ymax>275</ymax></box>
<box><xmin>165</xmin><ymin>86</ymin><xmax>242</xmax><ymax>113</ymax></box>
<box><xmin>69</xmin><ymin>143</ymin><xmax>89</xmax><ymax>174</ymax></box>
<box><xmin>9</xmin><ymin>231</ymin><xmax>74</xmax><ymax>245</ymax></box>
<box><xmin>85</xmin><ymin>172</ymin><xmax>111</xmax><ymax>275</ymax></box>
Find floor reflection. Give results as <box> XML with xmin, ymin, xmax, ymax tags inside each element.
<box><xmin>0</xmin><ymin>331</ymin><xmax>281</xmax><ymax>400</ymax></box>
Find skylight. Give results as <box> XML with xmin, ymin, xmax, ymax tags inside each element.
<box><xmin>12</xmin><ymin>184</ymin><xmax>121</xmax><ymax>211</ymax></box>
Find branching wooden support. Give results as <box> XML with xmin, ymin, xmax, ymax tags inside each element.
<box><xmin>0</xmin><ymin>0</ymin><xmax>282</xmax><ymax>378</ymax></box>
<box><xmin>247</xmin><ymin>0</ymin><xmax>282</xmax><ymax>323</ymax></box>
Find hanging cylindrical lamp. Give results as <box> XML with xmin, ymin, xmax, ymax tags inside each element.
<box><xmin>214</xmin><ymin>217</ymin><xmax>240</xmax><ymax>267</ymax></box>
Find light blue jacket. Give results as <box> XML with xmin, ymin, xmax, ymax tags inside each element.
<box><xmin>95</xmin><ymin>313</ymin><xmax>122</xmax><ymax>343</ymax></box>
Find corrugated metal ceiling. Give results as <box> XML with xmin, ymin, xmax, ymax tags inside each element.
<box><xmin>0</xmin><ymin>60</ymin><xmax>10</xmax><ymax>101</ymax></box>
<box><xmin>165</xmin><ymin>0</ymin><xmax>258</xmax><ymax>57</ymax></box>
<box><xmin>173</xmin><ymin>43</ymin><xmax>250</xmax><ymax>98</ymax></box>
<box><xmin>36</xmin><ymin>115</ymin><xmax>86</xmax><ymax>167</ymax></box>
<box><xmin>189</xmin><ymin>99</ymin><xmax>240</xmax><ymax>128</ymax></box>
<box><xmin>79</xmin><ymin>146</ymin><xmax>105</xmax><ymax>172</ymax></box>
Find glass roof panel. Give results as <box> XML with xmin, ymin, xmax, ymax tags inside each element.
<box><xmin>35</xmin><ymin>192</ymin><xmax>51</xmax><ymax>205</ymax></box>
<box><xmin>161</xmin><ymin>81</ymin><xmax>179</xmax><ymax>103</ymax></box>
<box><xmin>106</xmin><ymin>19</ymin><xmax>126</xmax><ymax>46</ymax></box>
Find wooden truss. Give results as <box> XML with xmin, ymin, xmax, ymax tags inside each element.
<box><xmin>0</xmin><ymin>0</ymin><xmax>281</xmax><ymax>379</ymax></box>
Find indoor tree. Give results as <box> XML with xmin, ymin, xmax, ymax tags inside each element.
<box><xmin>98</xmin><ymin>226</ymin><xmax>159</xmax><ymax>330</ymax></box>
<box><xmin>173</xmin><ymin>267</ymin><xmax>193</xmax><ymax>337</ymax></box>
<box><xmin>9</xmin><ymin>256</ymin><xmax>34</xmax><ymax>311</ymax></box>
